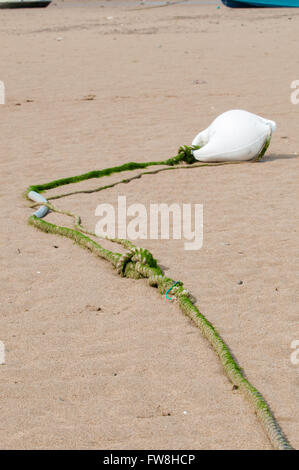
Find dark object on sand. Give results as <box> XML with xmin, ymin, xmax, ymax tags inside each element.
<box><xmin>0</xmin><ymin>0</ymin><xmax>51</xmax><ymax>8</ymax></box>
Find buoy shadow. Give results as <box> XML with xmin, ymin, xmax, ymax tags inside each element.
<box><xmin>261</xmin><ymin>153</ymin><xmax>298</xmax><ymax>162</ymax></box>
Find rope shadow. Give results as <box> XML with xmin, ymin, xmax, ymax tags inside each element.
<box><xmin>260</xmin><ymin>153</ymin><xmax>298</xmax><ymax>162</ymax></box>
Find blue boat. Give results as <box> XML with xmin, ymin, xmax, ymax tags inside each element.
<box><xmin>222</xmin><ymin>0</ymin><xmax>299</xmax><ymax>7</ymax></box>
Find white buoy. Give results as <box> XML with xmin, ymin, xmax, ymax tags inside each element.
<box><xmin>192</xmin><ymin>109</ymin><xmax>276</xmax><ymax>162</ymax></box>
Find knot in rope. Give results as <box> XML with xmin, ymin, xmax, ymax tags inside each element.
<box><xmin>131</xmin><ymin>247</ymin><xmax>159</xmax><ymax>268</ymax></box>
<box><xmin>177</xmin><ymin>145</ymin><xmax>198</xmax><ymax>164</ymax></box>
<box><xmin>116</xmin><ymin>247</ymin><xmax>161</xmax><ymax>277</ymax></box>
<box><xmin>116</xmin><ymin>250</ymin><xmax>135</xmax><ymax>277</ymax></box>
<box><xmin>163</xmin><ymin>145</ymin><xmax>199</xmax><ymax>166</ymax></box>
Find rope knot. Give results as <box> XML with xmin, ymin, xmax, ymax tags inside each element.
<box><xmin>116</xmin><ymin>247</ymin><xmax>160</xmax><ymax>277</ymax></box>
<box><xmin>116</xmin><ymin>251</ymin><xmax>135</xmax><ymax>277</ymax></box>
<box><xmin>131</xmin><ymin>247</ymin><xmax>158</xmax><ymax>268</ymax></box>
<box><xmin>177</xmin><ymin>145</ymin><xmax>199</xmax><ymax>164</ymax></box>
<box><xmin>164</xmin><ymin>145</ymin><xmax>199</xmax><ymax>166</ymax></box>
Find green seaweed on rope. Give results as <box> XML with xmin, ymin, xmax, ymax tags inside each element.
<box><xmin>26</xmin><ymin>145</ymin><xmax>294</xmax><ymax>450</ymax></box>
<box><xmin>26</xmin><ymin>145</ymin><xmax>198</xmax><ymax>195</ymax></box>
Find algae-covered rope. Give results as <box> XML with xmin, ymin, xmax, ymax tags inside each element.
<box><xmin>26</xmin><ymin>145</ymin><xmax>197</xmax><ymax>195</ymax></box>
<box><xmin>26</xmin><ymin>145</ymin><xmax>294</xmax><ymax>450</ymax></box>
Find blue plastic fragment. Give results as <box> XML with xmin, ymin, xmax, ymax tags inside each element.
<box><xmin>28</xmin><ymin>190</ymin><xmax>50</xmax><ymax>218</ymax></box>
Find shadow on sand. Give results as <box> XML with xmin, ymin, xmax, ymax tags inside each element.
<box><xmin>261</xmin><ymin>153</ymin><xmax>298</xmax><ymax>162</ymax></box>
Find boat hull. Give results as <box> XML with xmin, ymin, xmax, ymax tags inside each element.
<box><xmin>0</xmin><ymin>0</ymin><xmax>51</xmax><ymax>8</ymax></box>
<box><xmin>222</xmin><ymin>0</ymin><xmax>299</xmax><ymax>6</ymax></box>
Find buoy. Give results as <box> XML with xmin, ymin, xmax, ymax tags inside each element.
<box><xmin>192</xmin><ymin>109</ymin><xmax>276</xmax><ymax>162</ymax></box>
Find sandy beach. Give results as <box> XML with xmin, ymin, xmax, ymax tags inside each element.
<box><xmin>0</xmin><ymin>0</ymin><xmax>298</xmax><ymax>449</ymax></box>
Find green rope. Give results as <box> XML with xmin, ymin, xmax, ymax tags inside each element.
<box><xmin>26</xmin><ymin>145</ymin><xmax>294</xmax><ymax>450</ymax></box>
<box><xmin>26</xmin><ymin>145</ymin><xmax>198</xmax><ymax>195</ymax></box>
